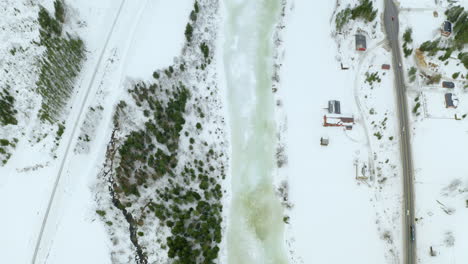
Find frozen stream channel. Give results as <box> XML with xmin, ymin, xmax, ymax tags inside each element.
<box><xmin>223</xmin><ymin>0</ymin><xmax>288</xmax><ymax>263</ymax></box>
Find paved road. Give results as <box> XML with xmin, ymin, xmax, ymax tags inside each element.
<box><xmin>383</xmin><ymin>1</ymin><xmax>416</xmax><ymax>264</ymax></box>
<box><xmin>31</xmin><ymin>1</ymin><xmax>126</xmax><ymax>263</ymax></box>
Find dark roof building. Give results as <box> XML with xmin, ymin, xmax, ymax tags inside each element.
<box><xmin>328</xmin><ymin>100</ymin><xmax>341</xmax><ymax>114</ymax></box>
<box><xmin>441</xmin><ymin>21</ymin><xmax>452</xmax><ymax>37</ymax></box>
<box><xmin>442</xmin><ymin>81</ymin><xmax>455</xmax><ymax>88</ymax></box>
<box><xmin>320</xmin><ymin>137</ymin><xmax>329</xmax><ymax>146</ymax></box>
<box><xmin>334</xmin><ymin>101</ymin><xmax>341</xmax><ymax>114</ymax></box>
<box><xmin>382</xmin><ymin>64</ymin><xmax>391</xmax><ymax>70</ymax></box>
<box><xmin>341</xmin><ymin>62</ymin><xmax>349</xmax><ymax>70</ymax></box>
<box><xmin>445</xmin><ymin>93</ymin><xmax>456</xmax><ymax>108</ymax></box>
<box><xmin>355</xmin><ymin>34</ymin><xmax>366</xmax><ymax>51</ymax></box>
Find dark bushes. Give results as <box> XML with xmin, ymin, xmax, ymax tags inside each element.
<box><xmin>0</xmin><ymin>88</ymin><xmax>17</xmax><ymax>126</ymax></box>
<box><xmin>37</xmin><ymin>3</ymin><xmax>85</xmax><ymax>122</ymax></box>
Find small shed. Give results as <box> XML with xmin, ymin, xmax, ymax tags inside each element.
<box><xmin>442</xmin><ymin>81</ymin><xmax>455</xmax><ymax>88</ymax></box>
<box><xmin>441</xmin><ymin>21</ymin><xmax>452</xmax><ymax>37</ymax></box>
<box><xmin>382</xmin><ymin>64</ymin><xmax>391</xmax><ymax>70</ymax></box>
<box><xmin>320</xmin><ymin>137</ymin><xmax>329</xmax><ymax>146</ymax></box>
<box><xmin>355</xmin><ymin>34</ymin><xmax>367</xmax><ymax>51</ymax></box>
<box><xmin>328</xmin><ymin>100</ymin><xmax>341</xmax><ymax>114</ymax></box>
<box><xmin>445</xmin><ymin>93</ymin><xmax>456</xmax><ymax>108</ymax></box>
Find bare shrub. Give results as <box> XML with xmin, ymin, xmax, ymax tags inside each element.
<box><xmin>276</xmin><ymin>145</ymin><xmax>288</xmax><ymax>168</ymax></box>
<box><xmin>444</xmin><ymin>231</ymin><xmax>455</xmax><ymax>247</ymax></box>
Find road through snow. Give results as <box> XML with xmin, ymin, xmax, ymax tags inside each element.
<box><xmin>31</xmin><ymin>1</ymin><xmax>127</xmax><ymax>263</ymax></box>
<box><xmin>384</xmin><ymin>1</ymin><xmax>416</xmax><ymax>263</ymax></box>
<box><xmin>223</xmin><ymin>1</ymin><xmax>288</xmax><ymax>263</ymax></box>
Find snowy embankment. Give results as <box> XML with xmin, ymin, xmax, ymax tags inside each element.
<box><xmin>398</xmin><ymin>0</ymin><xmax>468</xmax><ymax>263</ymax></box>
<box><xmin>44</xmin><ymin>1</ymin><xmax>197</xmax><ymax>264</ymax></box>
<box><xmin>0</xmin><ymin>0</ymin><xmax>41</xmax><ymax>203</ymax></box>
<box><xmin>0</xmin><ymin>0</ymin><xmax>93</xmax><ymax>262</ymax></box>
<box><xmin>88</xmin><ymin>0</ymin><xmax>228</xmax><ymax>263</ymax></box>
<box><xmin>280</xmin><ymin>0</ymin><xmax>402</xmax><ymax>263</ymax></box>
<box><xmin>0</xmin><ymin>0</ymin><xmax>195</xmax><ymax>263</ymax></box>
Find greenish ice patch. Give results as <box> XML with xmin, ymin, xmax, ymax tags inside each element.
<box><xmin>223</xmin><ymin>0</ymin><xmax>288</xmax><ymax>263</ymax></box>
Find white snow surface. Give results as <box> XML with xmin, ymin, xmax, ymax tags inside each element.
<box><xmin>125</xmin><ymin>0</ymin><xmax>193</xmax><ymax>79</ymax></box>
<box><xmin>280</xmin><ymin>0</ymin><xmax>402</xmax><ymax>263</ymax></box>
<box><xmin>45</xmin><ymin>0</ymin><xmax>194</xmax><ymax>263</ymax></box>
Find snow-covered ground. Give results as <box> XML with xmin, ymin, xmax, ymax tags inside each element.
<box><xmin>3</xmin><ymin>0</ymin><xmax>467</xmax><ymax>263</ymax></box>
<box><xmin>280</xmin><ymin>0</ymin><xmax>403</xmax><ymax>263</ymax></box>
<box><xmin>44</xmin><ymin>1</ymin><xmax>195</xmax><ymax>263</ymax></box>
<box><xmin>0</xmin><ymin>0</ymin><xmax>95</xmax><ymax>262</ymax></box>
<box><xmin>398</xmin><ymin>0</ymin><xmax>468</xmax><ymax>263</ymax></box>
<box><xmin>1</xmin><ymin>0</ymin><xmax>194</xmax><ymax>263</ymax></box>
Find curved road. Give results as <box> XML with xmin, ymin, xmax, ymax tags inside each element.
<box><xmin>353</xmin><ymin>39</ymin><xmax>386</xmax><ymax>182</ymax></box>
<box><xmin>383</xmin><ymin>1</ymin><xmax>416</xmax><ymax>264</ymax></box>
<box><xmin>31</xmin><ymin>1</ymin><xmax>126</xmax><ymax>263</ymax></box>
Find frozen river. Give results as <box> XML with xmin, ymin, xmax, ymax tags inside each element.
<box><xmin>223</xmin><ymin>0</ymin><xmax>288</xmax><ymax>263</ymax></box>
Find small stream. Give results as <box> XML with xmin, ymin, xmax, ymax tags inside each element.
<box><xmin>223</xmin><ymin>0</ymin><xmax>288</xmax><ymax>263</ymax></box>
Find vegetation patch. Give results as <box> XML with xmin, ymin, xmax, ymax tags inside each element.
<box><xmin>99</xmin><ymin>1</ymin><xmax>225</xmax><ymax>263</ymax></box>
<box><xmin>200</xmin><ymin>42</ymin><xmax>209</xmax><ymax>60</ymax></box>
<box><xmin>365</xmin><ymin>72</ymin><xmax>381</xmax><ymax>85</ymax></box>
<box><xmin>110</xmin><ymin>77</ymin><xmax>224</xmax><ymax>263</ymax></box>
<box><xmin>0</xmin><ymin>137</ymin><xmax>18</xmax><ymax>165</ymax></box>
<box><xmin>419</xmin><ymin>39</ymin><xmax>442</xmax><ymax>57</ymax></box>
<box><xmin>419</xmin><ymin>6</ymin><xmax>468</xmax><ymax>69</ymax></box>
<box><xmin>0</xmin><ymin>87</ymin><xmax>18</xmax><ymax>126</ymax></box>
<box><xmin>184</xmin><ymin>23</ymin><xmax>194</xmax><ymax>42</ymax></box>
<box><xmin>458</xmin><ymin>52</ymin><xmax>468</xmax><ymax>69</ymax></box>
<box><xmin>335</xmin><ymin>0</ymin><xmax>378</xmax><ymax>32</ymax></box>
<box><xmin>445</xmin><ymin>6</ymin><xmax>468</xmax><ymax>48</ymax></box>
<box><xmin>402</xmin><ymin>28</ymin><xmax>413</xmax><ymax>57</ymax></box>
<box><xmin>413</xmin><ymin>102</ymin><xmax>421</xmax><ymax>115</ymax></box>
<box><xmin>36</xmin><ymin>1</ymin><xmax>85</xmax><ymax>122</ymax></box>
<box><xmin>373</xmin><ymin>131</ymin><xmax>383</xmax><ymax>140</ymax></box>
<box><xmin>96</xmin><ymin>210</ymin><xmax>106</xmax><ymax>217</ymax></box>
<box><xmin>408</xmin><ymin>67</ymin><xmax>417</xmax><ymax>83</ymax></box>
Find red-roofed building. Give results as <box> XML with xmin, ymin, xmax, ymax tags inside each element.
<box><xmin>382</xmin><ymin>64</ymin><xmax>391</xmax><ymax>70</ymax></box>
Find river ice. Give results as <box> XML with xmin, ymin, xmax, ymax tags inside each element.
<box><xmin>222</xmin><ymin>0</ymin><xmax>288</xmax><ymax>263</ymax></box>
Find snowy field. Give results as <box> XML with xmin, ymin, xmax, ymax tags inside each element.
<box><xmin>399</xmin><ymin>0</ymin><xmax>468</xmax><ymax>263</ymax></box>
<box><xmin>280</xmin><ymin>0</ymin><xmax>402</xmax><ymax>263</ymax></box>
